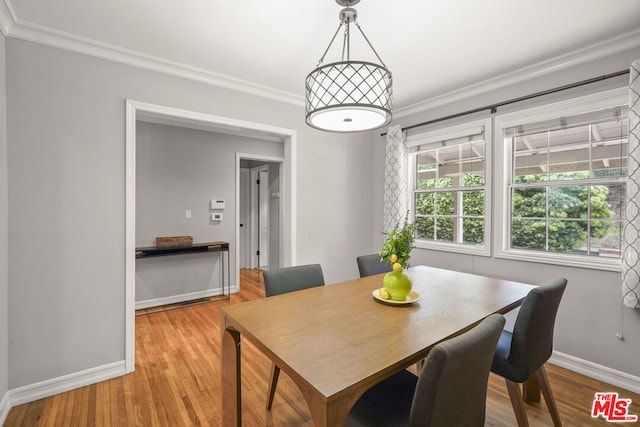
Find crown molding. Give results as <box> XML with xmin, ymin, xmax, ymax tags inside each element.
<box><xmin>394</xmin><ymin>28</ymin><xmax>640</xmax><ymax>119</ymax></box>
<box><xmin>4</xmin><ymin>18</ymin><xmax>305</xmax><ymax>107</ymax></box>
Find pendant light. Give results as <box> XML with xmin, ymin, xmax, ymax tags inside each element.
<box><xmin>305</xmin><ymin>0</ymin><xmax>393</xmax><ymax>133</ymax></box>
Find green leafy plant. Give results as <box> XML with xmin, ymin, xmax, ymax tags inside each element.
<box><xmin>511</xmin><ymin>173</ymin><xmax>617</xmax><ymax>253</ymax></box>
<box><xmin>380</xmin><ymin>212</ymin><xmax>416</xmax><ymax>269</ymax></box>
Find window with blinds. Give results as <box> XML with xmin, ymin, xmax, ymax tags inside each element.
<box><xmin>408</xmin><ymin>118</ymin><xmax>491</xmax><ymax>255</ymax></box>
<box><xmin>495</xmin><ymin>88</ymin><xmax>629</xmax><ymax>269</ymax></box>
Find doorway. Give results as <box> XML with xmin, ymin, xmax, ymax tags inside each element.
<box><xmin>239</xmin><ymin>159</ymin><xmax>282</xmax><ymax>271</ymax></box>
<box><xmin>125</xmin><ymin>100</ymin><xmax>297</xmax><ymax>373</ymax></box>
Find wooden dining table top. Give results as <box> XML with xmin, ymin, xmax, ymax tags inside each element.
<box><xmin>221</xmin><ymin>265</ymin><xmax>536</xmax><ymax>426</ymax></box>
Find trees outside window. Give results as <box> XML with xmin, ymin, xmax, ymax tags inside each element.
<box><xmin>510</xmin><ymin>173</ymin><xmax>624</xmax><ymax>255</ymax></box>
<box><xmin>415</xmin><ymin>173</ymin><xmax>485</xmax><ymax>244</ymax></box>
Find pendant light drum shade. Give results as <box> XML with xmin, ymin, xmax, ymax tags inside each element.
<box><xmin>304</xmin><ymin>0</ymin><xmax>393</xmax><ymax>133</ymax></box>
<box><xmin>305</xmin><ymin>60</ymin><xmax>392</xmax><ymax>132</ymax></box>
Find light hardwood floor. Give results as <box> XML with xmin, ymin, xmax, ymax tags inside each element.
<box><xmin>5</xmin><ymin>268</ymin><xmax>639</xmax><ymax>426</ymax></box>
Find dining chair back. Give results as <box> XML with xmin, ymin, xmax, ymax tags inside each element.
<box><xmin>262</xmin><ymin>264</ymin><xmax>325</xmax><ymax>409</ymax></box>
<box><xmin>356</xmin><ymin>253</ymin><xmax>391</xmax><ymax>278</ymax></box>
<box><xmin>263</xmin><ymin>263</ymin><xmax>325</xmax><ymax>297</ymax></box>
<box><xmin>345</xmin><ymin>313</ymin><xmax>506</xmax><ymax>427</ymax></box>
<box><xmin>490</xmin><ymin>277</ymin><xmax>567</xmax><ymax>427</ymax></box>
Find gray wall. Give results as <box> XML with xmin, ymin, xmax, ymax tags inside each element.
<box><xmin>6</xmin><ymin>37</ymin><xmax>374</xmax><ymax>389</ymax></box>
<box><xmin>372</xmin><ymin>47</ymin><xmax>640</xmax><ymax>377</ymax></box>
<box><xmin>135</xmin><ymin>122</ymin><xmax>283</xmax><ymax>304</ymax></box>
<box><xmin>0</xmin><ymin>32</ymin><xmax>8</xmax><ymax>405</ymax></box>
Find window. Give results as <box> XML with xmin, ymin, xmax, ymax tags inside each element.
<box><xmin>495</xmin><ymin>88</ymin><xmax>628</xmax><ymax>270</ymax></box>
<box><xmin>408</xmin><ymin>119</ymin><xmax>491</xmax><ymax>256</ymax></box>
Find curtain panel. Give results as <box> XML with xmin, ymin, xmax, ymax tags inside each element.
<box><xmin>622</xmin><ymin>59</ymin><xmax>640</xmax><ymax>309</ymax></box>
<box><xmin>383</xmin><ymin>125</ymin><xmax>408</xmax><ymax>233</ymax></box>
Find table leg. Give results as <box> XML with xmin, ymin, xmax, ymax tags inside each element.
<box><xmin>299</xmin><ymin>383</ymin><xmax>357</xmax><ymax>427</ymax></box>
<box><xmin>222</xmin><ymin>326</ymin><xmax>242</xmax><ymax>427</ymax></box>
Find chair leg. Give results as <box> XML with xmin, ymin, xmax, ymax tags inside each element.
<box><xmin>505</xmin><ymin>378</ymin><xmax>530</xmax><ymax>427</ymax></box>
<box><xmin>535</xmin><ymin>365</ymin><xmax>562</xmax><ymax>427</ymax></box>
<box><xmin>522</xmin><ymin>373</ymin><xmax>541</xmax><ymax>402</ymax></box>
<box><xmin>266</xmin><ymin>363</ymin><xmax>280</xmax><ymax>410</ymax></box>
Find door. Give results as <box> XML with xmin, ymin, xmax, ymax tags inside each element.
<box><xmin>257</xmin><ymin>169</ymin><xmax>269</xmax><ymax>268</ymax></box>
<box><xmin>250</xmin><ymin>165</ymin><xmax>270</xmax><ymax>269</ymax></box>
<box><xmin>239</xmin><ymin>169</ymin><xmax>251</xmax><ymax>268</ymax></box>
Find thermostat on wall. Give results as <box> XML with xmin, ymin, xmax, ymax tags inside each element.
<box><xmin>210</xmin><ymin>199</ymin><xmax>225</xmax><ymax>209</ymax></box>
<box><xmin>210</xmin><ymin>212</ymin><xmax>223</xmax><ymax>221</ymax></box>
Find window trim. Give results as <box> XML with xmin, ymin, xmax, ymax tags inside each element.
<box><xmin>409</xmin><ymin>118</ymin><xmax>492</xmax><ymax>257</ymax></box>
<box><xmin>494</xmin><ymin>87</ymin><xmax>628</xmax><ymax>271</ymax></box>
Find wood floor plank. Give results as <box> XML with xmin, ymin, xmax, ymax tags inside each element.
<box><xmin>4</xmin><ymin>268</ymin><xmax>639</xmax><ymax>426</ymax></box>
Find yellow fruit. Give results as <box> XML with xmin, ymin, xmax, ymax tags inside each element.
<box><xmin>389</xmin><ymin>254</ymin><xmax>398</xmax><ymax>263</ymax></box>
<box><xmin>393</xmin><ymin>262</ymin><xmax>403</xmax><ymax>273</ymax></box>
<box><xmin>379</xmin><ymin>288</ymin><xmax>390</xmax><ymax>300</ymax></box>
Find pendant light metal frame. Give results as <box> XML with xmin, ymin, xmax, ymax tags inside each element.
<box><xmin>305</xmin><ymin>0</ymin><xmax>393</xmax><ymax>133</ymax></box>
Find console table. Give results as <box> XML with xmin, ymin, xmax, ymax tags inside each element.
<box><xmin>135</xmin><ymin>241</ymin><xmax>230</xmax><ymax>299</ymax></box>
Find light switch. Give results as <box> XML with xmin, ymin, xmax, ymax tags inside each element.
<box><xmin>210</xmin><ymin>212</ymin><xmax>223</xmax><ymax>221</ymax></box>
<box><xmin>185</xmin><ymin>209</ymin><xmax>192</xmax><ymax>219</ymax></box>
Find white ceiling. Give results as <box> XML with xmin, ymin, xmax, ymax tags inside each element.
<box><xmin>2</xmin><ymin>0</ymin><xmax>640</xmax><ymax>115</ymax></box>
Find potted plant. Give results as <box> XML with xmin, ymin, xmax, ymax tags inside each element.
<box><xmin>379</xmin><ymin>212</ymin><xmax>415</xmax><ymax>301</ymax></box>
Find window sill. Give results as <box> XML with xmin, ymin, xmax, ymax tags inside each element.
<box><xmin>494</xmin><ymin>248</ymin><xmax>622</xmax><ymax>272</ymax></box>
<box><xmin>415</xmin><ymin>240</ymin><xmax>490</xmax><ymax>257</ymax></box>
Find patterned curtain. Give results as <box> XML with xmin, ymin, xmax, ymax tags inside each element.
<box><xmin>622</xmin><ymin>59</ymin><xmax>640</xmax><ymax>309</ymax></box>
<box><xmin>383</xmin><ymin>125</ymin><xmax>408</xmax><ymax>232</ymax></box>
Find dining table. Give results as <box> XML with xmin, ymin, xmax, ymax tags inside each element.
<box><xmin>221</xmin><ymin>265</ymin><xmax>537</xmax><ymax>427</ymax></box>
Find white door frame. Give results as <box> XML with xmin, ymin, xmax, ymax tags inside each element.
<box><xmin>125</xmin><ymin>100</ymin><xmax>297</xmax><ymax>373</ymax></box>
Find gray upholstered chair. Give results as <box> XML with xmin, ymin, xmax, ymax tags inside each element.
<box><xmin>262</xmin><ymin>264</ymin><xmax>325</xmax><ymax>409</ymax></box>
<box><xmin>345</xmin><ymin>313</ymin><xmax>505</xmax><ymax>427</ymax></box>
<box><xmin>356</xmin><ymin>253</ymin><xmax>391</xmax><ymax>278</ymax></box>
<box><xmin>263</xmin><ymin>263</ymin><xmax>325</xmax><ymax>297</ymax></box>
<box><xmin>490</xmin><ymin>277</ymin><xmax>567</xmax><ymax>427</ymax></box>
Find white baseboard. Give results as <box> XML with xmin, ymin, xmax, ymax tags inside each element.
<box><xmin>8</xmin><ymin>361</ymin><xmax>126</xmax><ymax>406</ymax></box>
<box><xmin>550</xmin><ymin>351</ymin><xmax>640</xmax><ymax>394</ymax></box>
<box><xmin>135</xmin><ymin>288</ymin><xmax>227</xmax><ymax>310</ymax></box>
<box><xmin>0</xmin><ymin>390</ymin><xmax>10</xmax><ymax>426</ymax></box>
